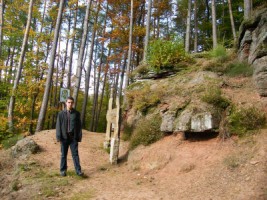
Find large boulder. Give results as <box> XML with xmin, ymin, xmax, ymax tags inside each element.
<box><xmin>238</xmin><ymin>8</ymin><xmax>267</xmax><ymax>96</ymax></box>
<box><xmin>174</xmin><ymin>102</ymin><xmax>221</xmax><ymax>132</ymax></box>
<box><xmin>11</xmin><ymin>137</ymin><xmax>39</xmax><ymax>158</ymax></box>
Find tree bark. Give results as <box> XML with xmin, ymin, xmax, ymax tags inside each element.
<box><xmin>124</xmin><ymin>0</ymin><xmax>133</xmax><ymax>90</ymax></box>
<box><xmin>8</xmin><ymin>0</ymin><xmax>34</xmax><ymax>132</ymax></box>
<box><xmin>90</xmin><ymin>3</ymin><xmax>108</xmax><ymax>132</ymax></box>
<box><xmin>227</xmin><ymin>0</ymin><xmax>237</xmax><ymax>44</ymax></box>
<box><xmin>72</xmin><ymin>0</ymin><xmax>92</xmax><ymax>107</ymax></box>
<box><xmin>67</xmin><ymin>0</ymin><xmax>78</xmax><ymax>89</ymax></box>
<box><xmin>193</xmin><ymin>0</ymin><xmax>198</xmax><ymax>53</ymax></box>
<box><xmin>244</xmin><ymin>0</ymin><xmax>252</xmax><ymax>20</ymax></box>
<box><xmin>211</xmin><ymin>0</ymin><xmax>217</xmax><ymax>49</ymax></box>
<box><xmin>36</xmin><ymin>0</ymin><xmax>65</xmax><ymax>132</ymax></box>
<box><xmin>143</xmin><ymin>0</ymin><xmax>152</xmax><ymax>63</ymax></box>
<box><xmin>185</xmin><ymin>0</ymin><xmax>192</xmax><ymax>53</ymax></box>
<box><xmin>81</xmin><ymin>1</ymin><xmax>101</xmax><ymax>127</ymax></box>
<box><xmin>0</xmin><ymin>0</ymin><xmax>4</xmax><ymax>82</ymax></box>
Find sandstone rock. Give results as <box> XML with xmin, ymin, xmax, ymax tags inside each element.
<box><xmin>174</xmin><ymin>103</ymin><xmax>221</xmax><ymax>132</ymax></box>
<box><xmin>188</xmin><ymin>71</ymin><xmax>219</xmax><ymax>86</ymax></box>
<box><xmin>238</xmin><ymin>8</ymin><xmax>267</xmax><ymax>96</ymax></box>
<box><xmin>253</xmin><ymin>56</ymin><xmax>267</xmax><ymax>96</ymax></box>
<box><xmin>11</xmin><ymin>138</ymin><xmax>39</xmax><ymax>158</ymax></box>
<box><xmin>160</xmin><ymin>111</ymin><xmax>176</xmax><ymax>132</ymax></box>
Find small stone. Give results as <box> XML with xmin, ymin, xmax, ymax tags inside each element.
<box><xmin>250</xmin><ymin>161</ymin><xmax>259</xmax><ymax>165</ymax></box>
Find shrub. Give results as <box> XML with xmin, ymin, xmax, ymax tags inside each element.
<box><xmin>121</xmin><ymin>122</ymin><xmax>134</xmax><ymax>141</ymax></box>
<box><xmin>228</xmin><ymin>106</ymin><xmax>266</xmax><ymax>137</ymax></box>
<box><xmin>147</xmin><ymin>38</ymin><xmax>189</xmax><ymax>73</ymax></box>
<box><xmin>201</xmin><ymin>87</ymin><xmax>230</xmax><ymax>110</ymax></box>
<box><xmin>129</xmin><ymin>114</ymin><xmax>163</xmax><ymax>149</ymax></box>
<box><xmin>126</xmin><ymin>83</ymin><xmax>162</xmax><ymax>114</ymax></box>
<box><xmin>209</xmin><ymin>44</ymin><xmax>229</xmax><ymax>62</ymax></box>
<box><xmin>225</xmin><ymin>61</ymin><xmax>253</xmax><ymax>77</ymax></box>
<box><xmin>1</xmin><ymin>134</ymin><xmax>23</xmax><ymax>149</ymax></box>
<box><xmin>133</xmin><ymin>62</ymin><xmax>150</xmax><ymax>76</ymax></box>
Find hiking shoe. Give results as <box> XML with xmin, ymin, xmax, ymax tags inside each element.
<box><xmin>60</xmin><ymin>171</ymin><xmax>66</xmax><ymax>177</ymax></box>
<box><xmin>77</xmin><ymin>171</ymin><xmax>84</xmax><ymax>176</ymax></box>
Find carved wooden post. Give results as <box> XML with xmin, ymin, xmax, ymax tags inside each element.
<box><xmin>104</xmin><ymin>90</ymin><xmax>120</xmax><ymax>164</ymax></box>
<box><xmin>104</xmin><ymin>92</ymin><xmax>113</xmax><ymax>149</ymax></box>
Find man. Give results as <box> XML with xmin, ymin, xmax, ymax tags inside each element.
<box><xmin>56</xmin><ymin>96</ymin><xmax>83</xmax><ymax>176</ymax></box>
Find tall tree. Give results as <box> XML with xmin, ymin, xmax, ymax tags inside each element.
<box><xmin>0</xmin><ymin>0</ymin><xmax>4</xmax><ymax>81</ymax></box>
<box><xmin>244</xmin><ymin>0</ymin><xmax>252</xmax><ymax>20</ymax></box>
<box><xmin>185</xmin><ymin>0</ymin><xmax>192</xmax><ymax>53</ymax></box>
<box><xmin>67</xmin><ymin>0</ymin><xmax>78</xmax><ymax>89</ymax></box>
<box><xmin>8</xmin><ymin>0</ymin><xmax>34</xmax><ymax>132</ymax></box>
<box><xmin>72</xmin><ymin>0</ymin><xmax>92</xmax><ymax>107</ymax></box>
<box><xmin>228</xmin><ymin>0</ymin><xmax>237</xmax><ymax>44</ymax></box>
<box><xmin>124</xmin><ymin>0</ymin><xmax>134</xmax><ymax>90</ymax></box>
<box><xmin>143</xmin><ymin>0</ymin><xmax>152</xmax><ymax>63</ymax></box>
<box><xmin>81</xmin><ymin>1</ymin><xmax>100</xmax><ymax>127</ymax></box>
<box><xmin>90</xmin><ymin>2</ymin><xmax>109</xmax><ymax>132</ymax></box>
<box><xmin>36</xmin><ymin>0</ymin><xmax>66</xmax><ymax>132</ymax></box>
<box><xmin>194</xmin><ymin>0</ymin><xmax>198</xmax><ymax>52</ymax></box>
<box><xmin>211</xmin><ymin>0</ymin><xmax>217</xmax><ymax>48</ymax></box>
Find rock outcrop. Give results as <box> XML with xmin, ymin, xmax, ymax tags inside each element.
<box><xmin>11</xmin><ymin>138</ymin><xmax>40</xmax><ymax>158</ymax></box>
<box><xmin>126</xmin><ymin>71</ymin><xmax>224</xmax><ymax>135</ymax></box>
<box><xmin>238</xmin><ymin>8</ymin><xmax>267</xmax><ymax>96</ymax></box>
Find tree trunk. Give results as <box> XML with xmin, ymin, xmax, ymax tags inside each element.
<box><xmin>194</xmin><ymin>0</ymin><xmax>198</xmax><ymax>53</ymax></box>
<box><xmin>36</xmin><ymin>0</ymin><xmax>65</xmax><ymax>132</ymax></box>
<box><xmin>143</xmin><ymin>0</ymin><xmax>152</xmax><ymax>63</ymax></box>
<box><xmin>185</xmin><ymin>0</ymin><xmax>192</xmax><ymax>53</ymax></box>
<box><xmin>95</xmin><ymin>46</ymin><xmax>112</xmax><ymax>131</ymax></box>
<box><xmin>72</xmin><ymin>0</ymin><xmax>92</xmax><ymax>107</ymax></box>
<box><xmin>244</xmin><ymin>0</ymin><xmax>252</xmax><ymax>20</ymax></box>
<box><xmin>67</xmin><ymin>0</ymin><xmax>78</xmax><ymax>89</ymax></box>
<box><xmin>29</xmin><ymin>0</ymin><xmax>47</xmax><ymax>134</ymax></box>
<box><xmin>8</xmin><ymin>0</ymin><xmax>34</xmax><ymax>132</ymax></box>
<box><xmin>211</xmin><ymin>0</ymin><xmax>217</xmax><ymax>49</ymax></box>
<box><xmin>227</xmin><ymin>0</ymin><xmax>237</xmax><ymax>44</ymax></box>
<box><xmin>124</xmin><ymin>0</ymin><xmax>133</xmax><ymax>91</ymax></box>
<box><xmin>81</xmin><ymin>1</ymin><xmax>100</xmax><ymax>127</ymax></box>
<box><xmin>0</xmin><ymin>0</ymin><xmax>4</xmax><ymax>82</ymax></box>
<box><xmin>90</xmin><ymin>3</ymin><xmax>108</xmax><ymax>132</ymax></box>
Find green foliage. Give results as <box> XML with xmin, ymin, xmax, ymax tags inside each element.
<box><xmin>132</xmin><ymin>62</ymin><xmax>150</xmax><ymax>76</ymax></box>
<box><xmin>209</xmin><ymin>44</ymin><xmax>229</xmax><ymax>62</ymax></box>
<box><xmin>225</xmin><ymin>61</ymin><xmax>253</xmax><ymax>77</ymax></box>
<box><xmin>1</xmin><ymin>134</ymin><xmax>23</xmax><ymax>149</ymax></box>
<box><xmin>201</xmin><ymin>87</ymin><xmax>230</xmax><ymax>110</ymax></box>
<box><xmin>147</xmin><ymin>38</ymin><xmax>189</xmax><ymax>73</ymax></box>
<box><xmin>121</xmin><ymin>122</ymin><xmax>134</xmax><ymax>141</ymax></box>
<box><xmin>126</xmin><ymin>83</ymin><xmax>163</xmax><ymax>115</ymax></box>
<box><xmin>11</xmin><ymin>180</ymin><xmax>20</xmax><ymax>191</ymax></box>
<box><xmin>228</xmin><ymin>106</ymin><xmax>266</xmax><ymax>137</ymax></box>
<box><xmin>129</xmin><ymin>114</ymin><xmax>163</xmax><ymax>149</ymax></box>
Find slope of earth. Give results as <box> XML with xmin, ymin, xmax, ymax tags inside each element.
<box><xmin>0</xmin><ymin>77</ymin><xmax>266</xmax><ymax>200</ymax></box>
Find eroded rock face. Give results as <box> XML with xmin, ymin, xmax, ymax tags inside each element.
<box><xmin>125</xmin><ymin>71</ymin><xmax>224</xmax><ymax>135</ymax></box>
<box><xmin>174</xmin><ymin>103</ymin><xmax>220</xmax><ymax>132</ymax></box>
<box><xmin>238</xmin><ymin>8</ymin><xmax>267</xmax><ymax>96</ymax></box>
<box><xmin>11</xmin><ymin>138</ymin><xmax>39</xmax><ymax>158</ymax></box>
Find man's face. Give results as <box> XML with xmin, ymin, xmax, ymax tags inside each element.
<box><xmin>66</xmin><ymin>99</ymin><xmax>74</xmax><ymax>110</ymax></box>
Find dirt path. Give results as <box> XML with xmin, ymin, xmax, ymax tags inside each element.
<box><xmin>19</xmin><ymin>128</ymin><xmax>265</xmax><ymax>200</ymax></box>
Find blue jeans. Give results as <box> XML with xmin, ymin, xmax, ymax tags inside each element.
<box><xmin>60</xmin><ymin>138</ymin><xmax>81</xmax><ymax>174</ymax></box>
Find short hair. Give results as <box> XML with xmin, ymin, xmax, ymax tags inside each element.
<box><xmin>66</xmin><ymin>96</ymin><xmax>74</xmax><ymax>102</ymax></box>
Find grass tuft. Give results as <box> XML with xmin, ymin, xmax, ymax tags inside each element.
<box><xmin>201</xmin><ymin>87</ymin><xmax>230</xmax><ymax>110</ymax></box>
<box><xmin>129</xmin><ymin>114</ymin><xmax>163</xmax><ymax>149</ymax></box>
<box><xmin>228</xmin><ymin>106</ymin><xmax>266</xmax><ymax>137</ymax></box>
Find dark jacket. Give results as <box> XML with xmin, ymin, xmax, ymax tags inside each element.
<box><xmin>56</xmin><ymin>109</ymin><xmax>82</xmax><ymax>142</ymax></box>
